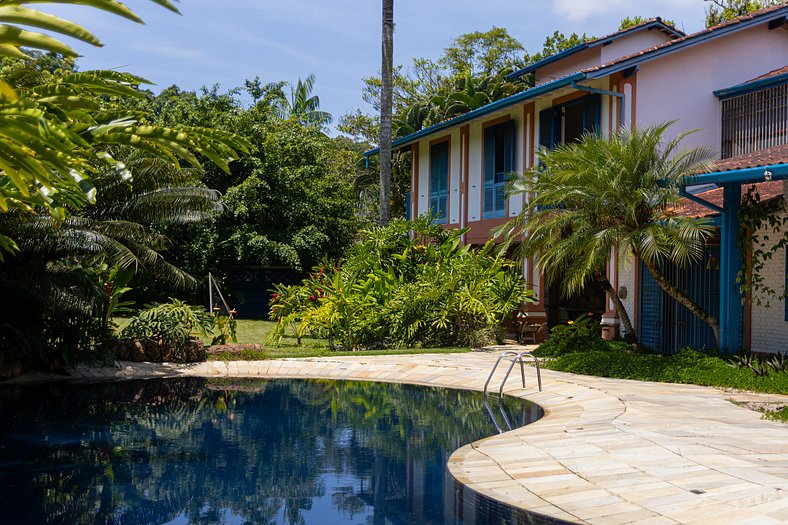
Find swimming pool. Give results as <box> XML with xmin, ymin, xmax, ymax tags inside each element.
<box><xmin>0</xmin><ymin>378</ymin><xmax>556</xmax><ymax>524</ymax></box>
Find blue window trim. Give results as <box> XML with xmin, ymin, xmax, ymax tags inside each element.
<box><xmin>483</xmin><ymin>120</ymin><xmax>514</xmax><ymax>220</ymax></box>
<box><xmin>539</xmin><ymin>93</ymin><xmax>601</xmax><ymax>150</ymax></box>
<box><xmin>714</xmin><ymin>72</ymin><xmax>788</xmax><ymax>100</ymax></box>
<box><xmin>429</xmin><ymin>139</ymin><xmax>449</xmax><ymax>224</ymax></box>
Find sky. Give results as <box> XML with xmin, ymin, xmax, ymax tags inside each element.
<box><xmin>47</xmin><ymin>0</ymin><xmax>710</xmax><ymax>130</ymax></box>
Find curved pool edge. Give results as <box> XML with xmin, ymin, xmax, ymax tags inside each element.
<box><xmin>10</xmin><ymin>352</ymin><xmax>788</xmax><ymax>525</ymax></box>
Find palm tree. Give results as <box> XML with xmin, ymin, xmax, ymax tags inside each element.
<box><xmin>379</xmin><ymin>0</ymin><xmax>394</xmax><ymax>226</ymax></box>
<box><xmin>275</xmin><ymin>74</ymin><xmax>332</xmax><ymax>128</ymax></box>
<box><xmin>427</xmin><ymin>70</ymin><xmax>519</xmax><ymax>124</ymax></box>
<box><xmin>0</xmin><ymin>148</ymin><xmax>226</xmax><ymax>364</ymax></box>
<box><xmin>0</xmin><ymin>1</ymin><xmax>183</xmax><ymax>216</ymax></box>
<box><xmin>501</xmin><ymin>123</ymin><xmax>720</xmax><ymax>343</ymax></box>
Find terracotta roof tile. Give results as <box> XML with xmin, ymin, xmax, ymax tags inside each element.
<box><xmin>747</xmin><ymin>65</ymin><xmax>788</xmax><ymax>82</ymax></box>
<box><xmin>672</xmin><ymin>180</ymin><xmax>785</xmax><ymax>218</ymax></box>
<box><xmin>707</xmin><ymin>143</ymin><xmax>788</xmax><ymax>172</ymax></box>
<box><xmin>585</xmin><ymin>17</ymin><xmax>682</xmax><ymax>46</ymax></box>
<box><xmin>672</xmin><ymin>144</ymin><xmax>788</xmax><ymax>217</ymax></box>
<box><xmin>583</xmin><ymin>3</ymin><xmax>788</xmax><ymax>74</ymax></box>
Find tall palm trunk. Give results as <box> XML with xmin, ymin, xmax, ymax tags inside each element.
<box><xmin>639</xmin><ymin>255</ymin><xmax>721</xmax><ymax>345</ymax></box>
<box><xmin>379</xmin><ymin>0</ymin><xmax>394</xmax><ymax>226</ymax></box>
<box><xmin>595</xmin><ymin>272</ymin><xmax>637</xmax><ymax>343</ymax></box>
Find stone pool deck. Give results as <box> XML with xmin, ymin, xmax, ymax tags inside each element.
<box><xmin>10</xmin><ymin>350</ymin><xmax>788</xmax><ymax>525</ymax></box>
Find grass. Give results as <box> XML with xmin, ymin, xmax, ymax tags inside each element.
<box><xmin>761</xmin><ymin>406</ymin><xmax>788</xmax><ymax>423</ymax></box>
<box><xmin>213</xmin><ymin>320</ymin><xmax>469</xmax><ymax>359</ymax></box>
<box><xmin>538</xmin><ymin>343</ymin><xmax>788</xmax><ymax>395</ymax></box>
<box><xmin>114</xmin><ymin>318</ymin><xmax>470</xmax><ymax>360</ymax></box>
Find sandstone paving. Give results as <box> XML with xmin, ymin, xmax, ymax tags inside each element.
<box><xmin>20</xmin><ymin>350</ymin><xmax>782</xmax><ymax>524</ymax></box>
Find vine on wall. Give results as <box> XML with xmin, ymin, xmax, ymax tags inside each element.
<box><xmin>737</xmin><ymin>185</ymin><xmax>788</xmax><ymax>307</ymax></box>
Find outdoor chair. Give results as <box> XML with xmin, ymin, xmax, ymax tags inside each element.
<box><xmin>517</xmin><ymin>320</ymin><xmax>547</xmax><ymax>344</ymax></box>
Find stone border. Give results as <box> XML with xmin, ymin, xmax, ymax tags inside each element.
<box><xmin>6</xmin><ymin>351</ymin><xmax>788</xmax><ymax>525</ymax></box>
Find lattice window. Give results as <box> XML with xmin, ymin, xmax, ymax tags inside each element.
<box><xmin>721</xmin><ymin>84</ymin><xmax>788</xmax><ymax>159</ymax></box>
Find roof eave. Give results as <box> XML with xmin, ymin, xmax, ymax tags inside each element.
<box><xmin>713</xmin><ymin>71</ymin><xmax>788</xmax><ymax>100</ymax></box>
<box><xmin>365</xmin><ymin>71</ymin><xmax>586</xmax><ymax>157</ymax></box>
<box><xmin>507</xmin><ymin>20</ymin><xmax>685</xmax><ymax>81</ymax></box>
<box><xmin>685</xmin><ymin>162</ymin><xmax>788</xmax><ymax>187</ymax></box>
<box><xmin>585</xmin><ymin>6</ymin><xmax>788</xmax><ymax>80</ymax></box>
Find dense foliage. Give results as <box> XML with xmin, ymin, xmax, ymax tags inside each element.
<box><xmin>704</xmin><ymin>0</ymin><xmax>783</xmax><ymax>27</ymax></box>
<box><xmin>532</xmin><ymin>313</ymin><xmax>609</xmax><ymax>357</ymax></box>
<box><xmin>270</xmin><ymin>218</ymin><xmax>531</xmax><ymax>350</ymax></box>
<box><xmin>144</xmin><ymin>84</ymin><xmax>362</xmax><ymax>279</ymax></box>
<box><xmin>502</xmin><ymin>123</ymin><xmax>717</xmax><ymax>343</ymax></box>
<box><xmin>122</xmin><ymin>299</ymin><xmax>215</xmax><ymax>351</ymax></box>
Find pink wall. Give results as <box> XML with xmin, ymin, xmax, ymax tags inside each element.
<box><xmin>634</xmin><ymin>24</ymin><xmax>788</xmax><ymax>155</ymax></box>
<box><xmin>536</xmin><ymin>48</ymin><xmax>600</xmax><ymax>85</ymax></box>
<box><xmin>600</xmin><ymin>30</ymin><xmax>674</xmax><ymax>64</ymax></box>
<box><xmin>536</xmin><ymin>29</ymin><xmax>676</xmax><ymax>86</ymax></box>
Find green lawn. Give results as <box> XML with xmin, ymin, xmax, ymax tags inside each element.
<box><xmin>114</xmin><ymin>318</ymin><xmax>470</xmax><ymax>360</ymax></box>
<box><xmin>538</xmin><ymin>343</ymin><xmax>788</xmax><ymax>395</ymax></box>
<box><xmin>213</xmin><ymin>319</ymin><xmax>469</xmax><ymax>359</ymax></box>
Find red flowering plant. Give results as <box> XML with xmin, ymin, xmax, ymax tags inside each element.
<box><xmin>268</xmin><ymin>262</ymin><xmax>335</xmax><ymax>345</ymax></box>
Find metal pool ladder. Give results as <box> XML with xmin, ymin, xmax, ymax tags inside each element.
<box><xmin>483</xmin><ymin>350</ymin><xmax>542</xmax><ymax>398</ymax></box>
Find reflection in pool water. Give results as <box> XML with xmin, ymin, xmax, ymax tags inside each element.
<box><xmin>0</xmin><ymin>378</ymin><xmax>558</xmax><ymax>525</ymax></box>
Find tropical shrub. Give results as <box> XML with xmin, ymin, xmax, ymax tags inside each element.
<box><xmin>532</xmin><ymin>313</ymin><xmax>608</xmax><ymax>357</ymax></box>
<box><xmin>122</xmin><ymin>299</ymin><xmax>214</xmax><ymax>351</ymax></box>
<box><xmin>270</xmin><ymin>217</ymin><xmax>531</xmax><ymax>350</ymax></box>
<box><xmin>728</xmin><ymin>352</ymin><xmax>788</xmax><ymax>377</ymax></box>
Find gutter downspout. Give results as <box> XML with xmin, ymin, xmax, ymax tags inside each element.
<box><xmin>571</xmin><ymin>80</ymin><xmax>625</xmax><ymax>128</ymax></box>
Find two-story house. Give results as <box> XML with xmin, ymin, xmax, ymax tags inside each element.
<box><xmin>367</xmin><ymin>4</ymin><xmax>788</xmax><ymax>354</ymax></box>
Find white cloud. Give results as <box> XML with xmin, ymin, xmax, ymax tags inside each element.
<box><xmin>552</xmin><ymin>0</ymin><xmax>627</xmax><ymax>22</ymax></box>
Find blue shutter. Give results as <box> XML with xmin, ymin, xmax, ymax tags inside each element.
<box><xmin>430</xmin><ymin>141</ymin><xmax>449</xmax><ymax>223</ymax></box>
<box><xmin>582</xmin><ymin>94</ymin><xmax>601</xmax><ymax>135</ymax></box>
<box><xmin>405</xmin><ymin>191</ymin><xmax>411</xmax><ymax>221</ymax></box>
<box><xmin>539</xmin><ymin>107</ymin><xmax>560</xmax><ymax>150</ymax></box>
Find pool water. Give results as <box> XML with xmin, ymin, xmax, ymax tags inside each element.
<box><xmin>0</xmin><ymin>378</ymin><xmax>556</xmax><ymax>525</ymax></box>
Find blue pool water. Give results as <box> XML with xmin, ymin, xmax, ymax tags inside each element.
<box><xmin>0</xmin><ymin>378</ymin><xmax>559</xmax><ymax>525</ymax></box>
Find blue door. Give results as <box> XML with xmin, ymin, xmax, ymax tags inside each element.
<box><xmin>638</xmin><ymin>244</ymin><xmax>727</xmax><ymax>353</ymax></box>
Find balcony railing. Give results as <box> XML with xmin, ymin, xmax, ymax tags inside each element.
<box><xmin>721</xmin><ymin>83</ymin><xmax>788</xmax><ymax>159</ymax></box>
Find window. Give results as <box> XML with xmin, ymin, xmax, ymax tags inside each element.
<box><xmin>483</xmin><ymin>120</ymin><xmax>514</xmax><ymax>219</ymax></box>
<box><xmin>721</xmin><ymin>84</ymin><xmax>788</xmax><ymax>159</ymax></box>
<box><xmin>429</xmin><ymin>140</ymin><xmax>449</xmax><ymax>223</ymax></box>
<box><xmin>539</xmin><ymin>93</ymin><xmax>601</xmax><ymax>150</ymax></box>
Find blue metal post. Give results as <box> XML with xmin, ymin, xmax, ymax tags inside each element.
<box><xmin>719</xmin><ymin>183</ymin><xmax>742</xmax><ymax>352</ymax></box>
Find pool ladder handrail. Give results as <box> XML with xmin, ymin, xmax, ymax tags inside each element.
<box><xmin>483</xmin><ymin>350</ymin><xmax>542</xmax><ymax>398</ymax></box>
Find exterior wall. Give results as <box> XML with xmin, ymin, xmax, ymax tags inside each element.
<box><xmin>599</xmin><ymin>30</ymin><xmax>673</xmax><ymax>64</ymax></box>
<box><xmin>536</xmin><ymin>48</ymin><xmax>600</xmax><ymax>85</ymax></box>
<box><xmin>535</xmin><ymin>30</ymin><xmax>675</xmax><ymax>86</ymax></box>
<box><xmin>635</xmin><ymin>24</ymin><xmax>788</xmax><ymax>154</ymax></box>
<box><xmin>416</xmin><ymin>138</ymin><xmax>430</xmax><ymax>216</ymax></box>
<box><xmin>449</xmin><ymin>128</ymin><xmax>462</xmax><ymax>225</ymax></box>
<box><xmin>464</xmin><ymin>106</ymin><xmax>525</xmax><ymax>244</ymax></box>
<box><xmin>749</xmin><ymin>181</ymin><xmax>788</xmax><ymax>353</ymax></box>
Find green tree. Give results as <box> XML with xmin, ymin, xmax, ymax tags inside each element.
<box><xmin>529</xmin><ymin>30</ymin><xmax>592</xmax><ymax>64</ymax></box>
<box><xmin>619</xmin><ymin>16</ymin><xmax>677</xmax><ymax>30</ymax></box>
<box><xmin>274</xmin><ymin>73</ymin><xmax>332</xmax><ymax>129</ymax></box>
<box><xmin>502</xmin><ymin>124</ymin><xmax>719</xmax><ymax>344</ymax></box>
<box><xmin>704</xmin><ymin>0</ymin><xmax>781</xmax><ymax>27</ymax></box>
<box><xmin>145</xmin><ymin>85</ymin><xmax>360</xmax><ymax>283</ymax></box>
<box><xmin>439</xmin><ymin>26</ymin><xmax>525</xmax><ymax>77</ymax></box>
<box><xmin>0</xmin><ymin>1</ymin><xmax>180</xmax><ymax>248</ymax></box>
<box><xmin>0</xmin><ymin>2</ymin><xmax>248</xmax><ymax>260</ymax></box>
